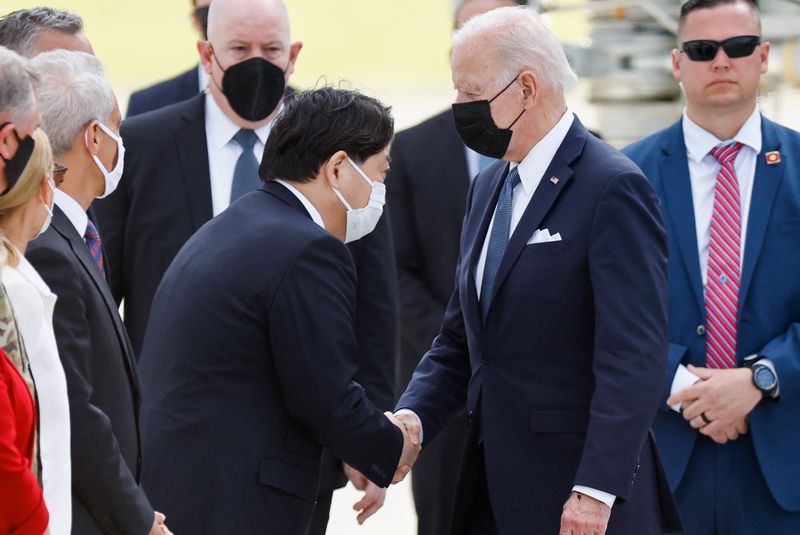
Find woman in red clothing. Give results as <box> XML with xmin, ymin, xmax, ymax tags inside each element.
<box><xmin>0</xmin><ymin>343</ymin><xmax>49</xmax><ymax>535</ymax></box>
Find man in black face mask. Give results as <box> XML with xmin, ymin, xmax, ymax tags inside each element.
<box><xmin>94</xmin><ymin>0</ymin><xmax>401</xmax><ymax>530</ymax></box>
<box><xmin>394</xmin><ymin>6</ymin><xmax>683</xmax><ymax>535</ymax></box>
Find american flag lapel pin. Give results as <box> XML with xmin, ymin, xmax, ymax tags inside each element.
<box><xmin>765</xmin><ymin>151</ymin><xmax>781</xmax><ymax>165</ymax></box>
<box><xmin>549</xmin><ymin>176</ymin><xmax>559</xmax><ymax>185</ymax></box>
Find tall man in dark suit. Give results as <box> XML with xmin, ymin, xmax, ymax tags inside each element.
<box><xmin>125</xmin><ymin>0</ymin><xmax>210</xmax><ymax>117</ymax></box>
<box><xmin>389</xmin><ymin>2</ymin><xmax>519</xmax><ymax>533</ymax></box>
<box><xmin>26</xmin><ymin>50</ymin><xmax>170</xmax><ymax>535</ymax></box>
<box><xmin>93</xmin><ymin>0</ymin><xmax>399</xmax><ymax>529</ymax></box>
<box><xmin>138</xmin><ymin>87</ymin><xmax>418</xmax><ymax>535</ymax></box>
<box><xmin>623</xmin><ymin>0</ymin><xmax>800</xmax><ymax>532</ymax></box>
<box><xmin>394</xmin><ymin>6</ymin><xmax>682</xmax><ymax>534</ymax></box>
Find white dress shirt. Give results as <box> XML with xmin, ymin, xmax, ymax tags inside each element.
<box><xmin>205</xmin><ymin>95</ymin><xmax>274</xmax><ymax>216</ymax></box>
<box><xmin>198</xmin><ymin>64</ymin><xmax>209</xmax><ymax>94</ymax></box>
<box><xmin>3</xmin><ymin>251</ymin><xmax>71</xmax><ymax>535</ymax></box>
<box><xmin>669</xmin><ymin>107</ymin><xmax>777</xmax><ymax>402</ymax></box>
<box><xmin>401</xmin><ymin>110</ymin><xmax>616</xmax><ymax>509</ymax></box>
<box><xmin>54</xmin><ymin>189</ymin><xmax>88</xmax><ymax>236</ymax></box>
<box><xmin>474</xmin><ymin>110</ymin><xmax>574</xmax><ymax>296</ymax></box>
<box><xmin>274</xmin><ymin>180</ymin><xmax>325</xmax><ymax>229</ymax></box>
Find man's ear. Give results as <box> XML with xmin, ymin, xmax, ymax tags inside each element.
<box><xmin>519</xmin><ymin>71</ymin><xmax>538</xmax><ymax>106</ymax></box>
<box><xmin>284</xmin><ymin>41</ymin><xmax>303</xmax><ymax>78</ymax></box>
<box><xmin>84</xmin><ymin>120</ymin><xmax>101</xmax><ymax>156</ymax></box>
<box><xmin>198</xmin><ymin>40</ymin><xmax>214</xmax><ymax>76</ymax></box>
<box><xmin>323</xmin><ymin>150</ymin><xmax>349</xmax><ymax>189</ymax></box>
<box><xmin>0</xmin><ymin>123</ymin><xmax>17</xmax><ymax>160</ymax></box>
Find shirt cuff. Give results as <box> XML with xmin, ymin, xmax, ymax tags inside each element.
<box><xmin>394</xmin><ymin>409</ymin><xmax>424</xmax><ymax>444</ymax></box>
<box><xmin>572</xmin><ymin>486</ymin><xmax>615</xmax><ymax>508</ymax></box>
<box><xmin>668</xmin><ymin>364</ymin><xmax>700</xmax><ymax>412</ymax></box>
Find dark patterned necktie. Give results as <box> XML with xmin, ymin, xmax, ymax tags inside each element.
<box><xmin>84</xmin><ymin>218</ymin><xmax>105</xmax><ymax>278</ymax></box>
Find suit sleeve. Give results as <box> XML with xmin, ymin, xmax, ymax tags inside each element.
<box><xmin>92</xmin><ymin>124</ymin><xmax>133</xmax><ymax>306</ymax></box>
<box><xmin>393</xmin><ymin>177</ymin><xmax>478</xmax><ymax>443</ymax></box>
<box><xmin>760</xmin><ymin>325</ymin><xmax>800</xmax><ymax>399</ymax></box>
<box><xmin>26</xmin><ymin>244</ymin><xmax>153</xmax><ymax>535</ymax></box>
<box><xmin>387</xmin><ymin>138</ymin><xmax>448</xmax><ymax>369</ymax></box>
<box><xmin>350</xmin><ymin>211</ymin><xmax>398</xmax><ymax>412</ymax></box>
<box><xmin>267</xmin><ymin>235</ymin><xmax>403</xmax><ymax>488</ymax></box>
<box><xmin>575</xmin><ymin>170</ymin><xmax>669</xmax><ymax>501</ymax></box>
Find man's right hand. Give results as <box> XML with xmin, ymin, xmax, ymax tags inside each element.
<box><xmin>384</xmin><ymin>412</ymin><xmax>421</xmax><ymax>483</ymax></box>
<box><xmin>148</xmin><ymin>512</ymin><xmax>173</xmax><ymax>535</ymax></box>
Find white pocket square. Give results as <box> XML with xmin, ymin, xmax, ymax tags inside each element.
<box><xmin>527</xmin><ymin>228</ymin><xmax>562</xmax><ymax>245</ymax></box>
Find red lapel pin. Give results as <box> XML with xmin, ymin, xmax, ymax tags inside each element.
<box><xmin>765</xmin><ymin>151</ymin><xmax>781</xmax><ymax>165</ymax></box>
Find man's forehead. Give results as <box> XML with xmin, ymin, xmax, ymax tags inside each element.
<box><xmin>209</xmin><ymin>0</ymin><xmax>290</xmax><ymax>42</ymax></box>
<box><xmin>681</xmin><ymin>3</ymin><xmax>760</xmax><ymax>40</ymax></box>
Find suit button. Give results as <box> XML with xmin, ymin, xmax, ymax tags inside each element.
<box><xmin>481</xmin><ymin>354</ymin><xmax>489</xmax><ymax>364</ymax></box>
<box><xmin>697</xmin><ymin>325</ymin><xmax>706</xmax><ymax>336</ymax></box>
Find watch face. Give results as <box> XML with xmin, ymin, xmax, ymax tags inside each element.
<box><xmin>754</xmin><ymin>366</ymin><xmax>777</xmax><ymax>390</ymax></box>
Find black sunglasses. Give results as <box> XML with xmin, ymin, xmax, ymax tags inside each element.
<box><xmin>681</xmin><ymin>35</ymin><xmax>761</xmax><ymax>62</ymax></box>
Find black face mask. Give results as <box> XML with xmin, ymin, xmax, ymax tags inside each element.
<box><xmin>0</xmin><ymin>124</ymin><xmax>35</xmax><ymax>195</ymax></box>
<box><xmin>193</xmin><ymin>6</ymin><xmax>209</xmax><ymax>39</ymax></box>
<box><xmin>211</xmin><ymin>49</ymin><xmax>286</xmax><ymax>122</ymax></box>
<box><xmin>452</xmin><ymin>77</ymin><xmax>526</xmax><ymax>159</ymax></box>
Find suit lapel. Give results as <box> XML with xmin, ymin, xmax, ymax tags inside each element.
<box><xmin>659</xmin><ymin>121</ymin><xmax>704</xmax><ymax>313</ymax></box>
<box><xmin>485</xmin><ymin>120</ymin><xmax>584</xmax><ymax>309</ymax></box>
<box><xmin>175</xmin><ymin>94</ymin><xmax>213</xmax><ymax>230</ymax></box>
<box><xmin>51</xmin><ymin>207</ymin><xmax>141</xmax><ymax>393</ymax></box>
<box><xmin>740</xmin><ymin>117</ymin><xmax>784</xmax><ymax>309</ymax></box>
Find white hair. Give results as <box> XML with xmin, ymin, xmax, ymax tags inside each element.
<box><xmin>453</xmin><ymin>5</ymin><xmax>578</xmax><ymax>94</ymax></box>
<box><xmin>30</xmin><ymin>50</ymin><xmax>114</xmax><ymax>157</ymax></box>
<box><xmin>0</xmin><ymin>46</ymin><xmax>38</xmax><ymax>125</ymax></box>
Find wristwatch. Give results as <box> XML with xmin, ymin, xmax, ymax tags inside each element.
<box><xmin>751</xmin><ymin>363</ymin><xmax>778</xmax><ymax>398</ymax></box>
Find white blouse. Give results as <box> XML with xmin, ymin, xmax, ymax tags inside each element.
<box><xmin>3</xmin><ymin>252</ymin><xmax>71</xmax><ymax>535</ymax></box>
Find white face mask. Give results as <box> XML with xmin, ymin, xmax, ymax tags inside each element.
<box><xmin>36</xmin><ymin>178</ymin><xmax>55</xmax><ymax>238</ymax></box>
<box><xmin>332</xmin><ymin>157</ymin><xmax>386</xmax><ymax>243</ymax></box>
<box><xmin>85</xmin><ymin>121</ymin><xmax>125</xmax><ymax>199</ymax></box>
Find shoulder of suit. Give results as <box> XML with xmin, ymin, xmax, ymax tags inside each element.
<box><xmin>394</xmin><ymin>109</ymin><xmax>453</xmax><ymax>146</ymax></box>
<box><xmin>122</xmin><ymin>93</ymin><xmax>204</xmax><ymax>136</ymax></box>
<box><xmin>129</xmin><ymin>68</ymin><xmax>197</xmax><ymax>102</ymax></box>
<box><xmin>621</xmin><ymin>119</ymin><xmax>682</xmax><ymax>163</ymax></box>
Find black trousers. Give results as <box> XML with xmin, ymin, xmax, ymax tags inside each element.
<box><xmin>450</xmin><ymin>425</ymin><xmax>498</xmax><ymax>535</ymax></box>
<box><xmin>307</xmin><ymin>492</ymin><xmax>333</xmax><ymax>535</ymax></box>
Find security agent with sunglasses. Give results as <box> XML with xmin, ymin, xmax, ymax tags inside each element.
<box><xmin>623</xmin><ymin>0</ymin><xmax>800</xmax><ymax>531</ymax></box>
<box><xmin>395</xmin><ymin>6</ymin><xmax>681</xmax><ymax>535</ymax></box>
<box><xmin>94</xmin><ymin>0</ymin><xmax>401</xmax><ymax>530</ymax></box>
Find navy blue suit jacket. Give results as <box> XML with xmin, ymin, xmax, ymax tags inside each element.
<box><xmin>126</xmin><ymin>67</ymin><xmax>198</xmax><ymax>117</ymax></box>
<box><xmin>138</xmin><ymin>181</ymin><xmax>403</xmax><ymax>535</ymax></box>
<box><xmin>624</xmin><ymin>116</ymin><xmax>800</xmax><ymax>512</ymax></box>
<box><xmin>398</xmin><ymin>118</ymin><xmax>681</xmax><ymax>534</ymax></box>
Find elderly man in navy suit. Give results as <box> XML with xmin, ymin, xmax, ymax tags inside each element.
<box><xmin>395</xmin><ymin>6</ymin><xmax>682</xmax><ymax>535</ymax></box>
<box><xmin>624</xmin><ymin>0</ymin><xmax>800</xmax><ymax>532</ymax></box>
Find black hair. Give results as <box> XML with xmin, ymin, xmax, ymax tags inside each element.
<box><xmin>678</xmin><ymin>0</ymin><xmax>760</xmax><ymax>38</ymax></box>
<box><xmin>260</xmin><ymin>87</ymin><xmax>393</xmax><ymax>184</ymax></box>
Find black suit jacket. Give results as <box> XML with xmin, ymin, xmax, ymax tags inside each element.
<box><xmin>26</xmin><ymin>206</ymin><xmax>153</xmax><ymax>535</ymax></box>
<box><xmin>93</xmin><ymin>93</ymin><xmax>397</xmax><ymax>492</ymax></box>
<box><xmin>138</xmin><ymin>182</ymin><xmax>403</xmax><ymax>535</ymax></box>
<box><xmin>126</xmin><ymin>67</ymin><xmax>199</xmax><ymax>117</ymax></box>
<box><xmin>388</xmin><ymin>109</ymin><xmax>471</xmax><ymax>395</ymax></box>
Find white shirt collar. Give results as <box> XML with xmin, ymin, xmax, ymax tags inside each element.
<box><xmin>273</xmin><ymin>180</ymin><xmax>326</xmax><ymax>229</ymax></box>
<box><xmin>683</xmin><ymin>106</ymin><xmax>762</xmax><ymax>163</ymax></box>
<box><xmin>197</xmin><ymin>63</ymin><xmax>209</xmax><ymax>94</ymax></box>
<box><xmin>204</xmin><ymin>93</ymin><xmax>275</xmax><ymax>153</ymax></box>
<box><xmin>514</xmin><ymin>109</ymin><xmax>575</xmax><ymax>195</ymax></box>
<box><xmin>53</xmin><ymin>189</ymin><xmax>88</xmax><ymax>236</ymax></box>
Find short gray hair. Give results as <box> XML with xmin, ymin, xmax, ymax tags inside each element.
<box><xmin>31</xmin><ymin>50</ymin><xmax>114</xmax><ymax>157</ymax></box>
<box><xmin>0</xmin><ymin>7</ymin><xmax>84</xmax><ymax>58</ymax></box>
<box><xmin>0</xmin><ymin>46</ymin><xmax>38</xmax><ymax>125</ymax></box>
<box><xmin>453</xmin><ymin>6</ymin><xmax>578</xmax><ymax>94</ymax></box>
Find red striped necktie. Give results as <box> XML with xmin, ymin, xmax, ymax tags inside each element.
<box><xmin>705</xmin><ymin>142</ymin><xmax>743</xmax><ymax>369</ymax></box>
<box><xmin>84</xmin><ymin>218</ymin><xmax>105</xmax><ymax>279</ymax></box>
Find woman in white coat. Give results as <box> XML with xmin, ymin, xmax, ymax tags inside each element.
<box><xmin>0</xmin><ymin>128</ymin><xmax>69</xmax><ymax>535</ymax></box>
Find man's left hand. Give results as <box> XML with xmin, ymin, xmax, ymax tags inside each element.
<box><xmin>343</xmin><ymin>464</ymin><xmax>387</xmax><ymax>524</ymax></box>
<box><xmin>560</xmin><ymin>491</ymin><xmax>611</xmax><ymax>535</ymax></box>
<box><xmin>667</xmin><ymin>365</ymin><xmax>761</xmax><ymax>444</ymax></box>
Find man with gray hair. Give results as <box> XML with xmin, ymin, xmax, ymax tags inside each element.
<box><xmin>394</xmin><ymin>6</ymin><xmax>682</xmax><ymax>534</ymax></box>
<box><xmin>0</xmin><ymin>7</ymin><xmax>93</xmax><ymax>57</ymax></box>
<box><xmin>25</xmin><ymin>49</ymin><xmax>171</xmax><ymax>535</ymax></box>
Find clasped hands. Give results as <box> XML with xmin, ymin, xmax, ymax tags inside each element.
<box><xmin>385</xmin><ymin>411</ymin><xmax>422</xmax><ymax>483</ymax></box>
<box><xmin>667</xmin><ymin>365</ymin><xmax>761</xmax><ymax>444</ymax></box>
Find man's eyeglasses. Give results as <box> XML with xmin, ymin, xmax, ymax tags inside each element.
<box><xmin>680</xmin><ymin>35</ymin><xmax>761</xmax><ymax>62</ymax></box>
<box><xmin>52</xmin><ymin>163</ymin><xmax>67</xmax><ymax>187</ymax></box>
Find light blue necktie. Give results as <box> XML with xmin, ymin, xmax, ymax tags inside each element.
<box><xmin>480</xmin><ymin>166</ymin><xmax>521</xmax><ymax>318</ymax></box>
<box><xmin>230</xmin><ymin>129</ymin><xmax>261</xmax><ymax>203</ymax></box>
